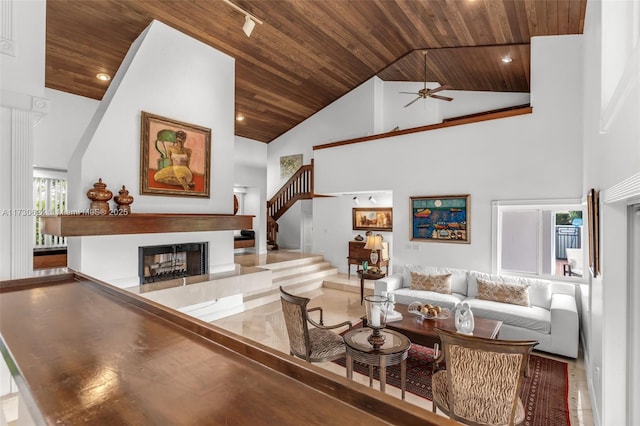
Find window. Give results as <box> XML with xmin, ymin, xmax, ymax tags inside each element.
<box><xmin>492</xmin><ymin>200</ymin><xmax>585</xmax><ymax>280</ymax></box>
<box><xmin>33</xmin><ymin>172</ymin><xmax>67</xmax><ymax>248</ymax></box>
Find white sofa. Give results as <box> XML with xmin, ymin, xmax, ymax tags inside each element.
<box><xmin>374</xmin><ymin>265</ymin><xmax>579</xmax><ymax>358</ymax></box>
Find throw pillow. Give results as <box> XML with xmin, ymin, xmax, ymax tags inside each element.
<box><xmin>476</xmin><ymin>278</ymin><xmax>530</xmax><ymax>307</ymax></box>
<box><xmin>410</xmin><ymin>272</ymin><xmax>452</xmax><ymax>294</ymax></box>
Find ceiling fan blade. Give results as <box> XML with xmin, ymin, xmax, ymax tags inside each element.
<box><xmin>404</xmin><ymin>97</ymin><xmax>422</xmax><ymax>108</ymax></box>
<box><xmin>399</xmin><ymin>91</ymin><xmax>419</xmax><ymax>95</ymax></box>
<box><xmin>429</xmin><ymin>94</ymin><xmax>454</xmax><ymax>102</ymax></box>
<box><xmin>428</xmin><ymin>85</ymin><xmax>452</xmax><ymax>94</ymax></box>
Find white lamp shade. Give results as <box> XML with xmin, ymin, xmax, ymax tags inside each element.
<box><xmin>364</xmin><ymin>235</ymin><xmax>383</xmax><ymax>250</ymax></box>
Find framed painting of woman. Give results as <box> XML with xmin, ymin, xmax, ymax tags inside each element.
<box><xmin>140</xmin><ymin>111</ymin><xmax>211</xmax><ymax>197</ymax></box>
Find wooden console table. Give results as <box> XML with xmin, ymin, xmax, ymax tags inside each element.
<box><xmin>347</xmin><ymin>240</ymin><xmax>389</xmax><ymax>277</ymax></box>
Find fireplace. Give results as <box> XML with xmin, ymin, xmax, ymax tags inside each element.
<box><xmin>139</xmin><ymin>242</ymin><xmax>208</xmax><ymax>284</ymax></box>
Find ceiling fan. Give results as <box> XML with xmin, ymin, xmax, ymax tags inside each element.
<box><xmin>400</xmin><ymin>50</ymin><xmax>453</xmax><ymax>107</ymax></box>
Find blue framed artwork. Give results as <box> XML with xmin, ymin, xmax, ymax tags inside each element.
<box><xmin>410</xmin><ymin>194</ymin><xmax>470</xmax><ymax>243</ymax></box>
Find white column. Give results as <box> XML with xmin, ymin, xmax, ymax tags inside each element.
<box><xmin>9</xmin><ymin>108</ymin><xmax>34</xmax><ymax>278</ymax></box>
<box><xmin>0</xmin><ymin>0</ymin><xmax>15</xmax><ymax>56</ymax></box>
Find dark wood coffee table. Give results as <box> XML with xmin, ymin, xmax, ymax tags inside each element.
<box><xmin>379</xmin><ymin>303</ymin><xmax>503</xmax><ymax>349</ymax></box>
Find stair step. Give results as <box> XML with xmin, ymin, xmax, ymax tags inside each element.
<box><xmin>270</xmin><ymin>260</ymin><xmax>333</xmax><ymax>279</ymax></box>
<box><xmin>243</xmin><ymin>277</ymin><xmax>326</xmax><ymax>310</ymax></box>
<box><xmin>243</xmin><ymin>266</ymin><xmax>337</xmax><ymax>301</ymax></box>
<box><xmin>241</xmin><ymin>252</ymin><xmax>337</xmax><ymax>311</ymax></box>
<box><xmin>258</xmin><ymin>255</ymin><xmax>325</xmax><ymax>270</ymax></box>
<box><xmin>273</xmin><ymin>265</ymin><xmax>337</xmax><ymax>287</ymax></box>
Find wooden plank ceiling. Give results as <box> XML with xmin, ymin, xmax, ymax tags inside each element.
<box><xmin>46</xmin><ymin>0</ymin><xmax>587</xmax><ymax>143</ymax></box>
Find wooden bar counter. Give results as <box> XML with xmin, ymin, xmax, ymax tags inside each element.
<box><xmin>0</xmin><ymin>272</ymin><xmax>454</xmax><ymax>425</ymax></box>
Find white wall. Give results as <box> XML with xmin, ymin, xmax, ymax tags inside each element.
<box><xmin>313</xmin><ymin>192</ymin><xmax>393</xmax><ymax>274</ymax></box>
<box><xmin>383</xmin><ymin>81</ymin><xmax>530</xmax><ymax>132</ymax></box>
<box><xmin>581</xmin><ymin>0</ymin><xmax>640</xmax><ymax>424</ymax></box>
<box><xmin>234</xmin><ymin>136</ymin><xmax>267</xmax><ymax>254</ymax></box>
<box><xmin>267</xmin><ymin>78</ymin><xmax>378</xmax><ymax>196</ymax></box>
<box><xmin>66</xmin><ymin>20</ymin><xmax>237</xmax><ymax>287</ymax></box>
<box><xmin>0</xmin><ymin>0</ymin><xmax>45</xmax><ymax>98</ymax></box>
<box><xmin>34</xmin><ymin>89</ymin><xmax>99</xmax><ymax>170</ymax></box>
<box><xmin>267</xmin><ymin>76</ymin><xmax>531</xmax><ymax>251</ymax></box>
<box><xmin>312</xmin><ymin>35</ymin><xmax>583</xmax><ymax>276</ymax></box>
<box><xmin>265</xmin><ymin>78</ymin><xmax>379</xmax><ymax>246</ymax></box>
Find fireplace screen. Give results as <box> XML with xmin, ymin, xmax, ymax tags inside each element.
<box><xmin>139</xmin><ymin>242</ymin><xmax>208</xmax><ymax>284</ymax></box>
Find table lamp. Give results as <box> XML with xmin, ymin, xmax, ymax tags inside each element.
<box><xmin>364</xmin><ymin>234</ymin><xmax>383</xmax><ymax>268</ymax></box>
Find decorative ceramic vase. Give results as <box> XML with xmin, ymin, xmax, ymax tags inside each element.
<box><xmin>455</xmin><ymin>302</ymin><xmax>475</xmax><ymax>335</ymax></box>
<box><xmin>114</xmin><ymin>185</ymin><xmax>134</xmax><ymax>214</ymax></box>
<box><xmin>86</xmin><ymin>178</ymin><xmax>113</xmax><ymax>215</ymax></box>
<box><xmin>354</xmin><ymin>234</ymin><xmax>364</xmax><ymax>241</ymax></box>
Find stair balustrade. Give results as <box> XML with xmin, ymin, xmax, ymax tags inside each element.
<box><xmin>267</xmin><ymin>162</ymin><xmax>313</xmax><ymax>249</ymax></box>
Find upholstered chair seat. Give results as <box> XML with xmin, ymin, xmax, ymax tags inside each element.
<box><xmin>305</xmin><ymin>328</ymin><xmax>347</xmax><ymax>361</ymax></box>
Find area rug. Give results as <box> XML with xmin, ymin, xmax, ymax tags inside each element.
<box><xmin>334</xmin><ymin>343</ymin><xmax>570</xmax><ymax>426</ymax></box>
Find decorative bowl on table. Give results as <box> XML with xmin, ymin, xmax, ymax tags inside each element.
<box><xmin>408</xmin><ymin>301</ymin><xmax>451</xmax><ymax>320</ymax></box>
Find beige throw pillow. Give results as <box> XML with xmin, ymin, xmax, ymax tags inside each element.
<box><xmin>476</xmin><ymin>278</ymin><xmax>530</xmax><ymax>307</ymax></box>
<box><xmin>410</xmin><ymin>272</ymin><xmax>452</xmax><ymax>294</ymax></box>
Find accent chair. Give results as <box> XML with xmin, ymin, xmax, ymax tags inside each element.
<box><xmin>431</xmin><ymin>327</ymin><xmax>538</xmax><ymax>426</ymax></box>
<box><xmin>279</xmin><ymin>286</ymin><xmax>353</xmax><ymax>363</ymax></box>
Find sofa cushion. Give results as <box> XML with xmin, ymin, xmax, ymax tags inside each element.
<box><xmin>476</xmin><ymin>278</ymin><xmax>530</xmax><ymax>307</ymax></box>
<box><xmin>392</xmin><ymin>288</ymin><xmax>465</xmax><ymax>311</ymax></box>
<box><xmin>468</xmin><ymin>271</ymin><xmax>552</xmax><ymax>310</ymax></box>
<box><xmin>410</xmin><ymin>272</ymin><xmax>452</xmax><ymax>294</ymax></box>
<box><xmin>463</xmin><ymin>298</ymin><xmax>551</xmax><ymax>334</ymax></box>
<box><xmin>403</xmin><ymin>265</ymin><xmax>468</xmax><ymax>296</ymax></box>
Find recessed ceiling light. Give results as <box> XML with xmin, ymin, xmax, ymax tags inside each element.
<box><xmin>236</xmin><ymin>115</ymin><xmax>245</xmax><ymax>122</ymax></box>
<box><xmin>96</xmin><ymin>73</ymin><xmax>111</xmax><ymax>81</ymax></box>
<box><xmin>501</xmin><ymin>56</ymin><xmax>513</xmax><ymax>63</ymax></box>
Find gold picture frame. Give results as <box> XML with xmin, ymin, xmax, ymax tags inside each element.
<box><xmin>352</xmin><ymin>207</ymin><xmax>393</xmax><ymax>231</ymax></box>
<box><xmin>587</xmin><ymin>188</ymin><xmax>600</xmax><ymax>277</ymax></box>
<box><xmin>140</xmin><ymin>111</ymin><xmax>211</xmax><ymax>197</ymax></box>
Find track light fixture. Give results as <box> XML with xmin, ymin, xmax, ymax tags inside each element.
<box><xmin>353</xmin><ymin>196</ymin><xmax>359</xmax><ymax>206</ymax></box>
<box><xmin>369</xmin><ymin>196</ymin><xmax>377</xmax><ymax>205</ymax></box>
<box><xmin>243</xmin><ymin>15</ymin><xmax>256</xmax><ymax>37</ymax></box>
<box><xmin>222</xmin><ymin>0</ymin><xmax>263</xmax><ymax>38</ymax></box>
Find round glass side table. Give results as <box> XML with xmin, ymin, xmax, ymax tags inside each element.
<box><xmin>342</xmin><ymin>327</ymin><xmax>411</xmax><ymax>399</ymax></box>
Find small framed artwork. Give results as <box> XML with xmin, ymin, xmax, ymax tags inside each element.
<box><xmin>587</xmin><ymin>188</ymin><xmax>600</xmax><ymax>277</ymax></box>
<box><xmin>352</xmin><ymin>207</ymin><xmax>393</xmax><ymax>231</ymax></box>
<box><xmin>140</xmin><ymin>111</ymin><xmax>211</xmax><ymax>197</ymax></box>
<box><xmin>410</xmin><ymin>194</ymin><xmax>470</xmax><ymax>243</ymax></box>
<box><xmin>280</xmin><ymin>154</ymin><xmax>303</xmax><ymax>179</ymax></box>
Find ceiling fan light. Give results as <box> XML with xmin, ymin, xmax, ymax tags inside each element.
<box><xmin>243</xmin><ymin>15</ymin><xmax>256</xmax><ymax>37</ymax></box>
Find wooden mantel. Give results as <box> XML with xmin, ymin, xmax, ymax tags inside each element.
<box><xmin>40</xmin><ymin>213</ymin><xmax>254</xmax><ymax>237</ymax></box>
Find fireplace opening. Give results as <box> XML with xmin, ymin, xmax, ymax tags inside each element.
<box><xmin>138</xmin><ymin>242</ymin><xmax>208</xmax><ymax>284</ymax></box>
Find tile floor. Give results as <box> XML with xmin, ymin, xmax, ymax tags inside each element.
<box><xmin>214</xmin><ymin>251</ymin><xmax>594</xmax><ymax>425</ymax></box>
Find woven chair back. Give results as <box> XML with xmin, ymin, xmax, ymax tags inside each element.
<box><xmin>435</xmin><ymin>328</ymin><xmax>538</xmax><ymax>426</ymax></box>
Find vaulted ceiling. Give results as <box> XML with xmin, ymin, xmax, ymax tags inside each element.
<box><xmin>45</xmin><ymin>0</ymin><xmax>587</xmax><ymax>143</ymax></box>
